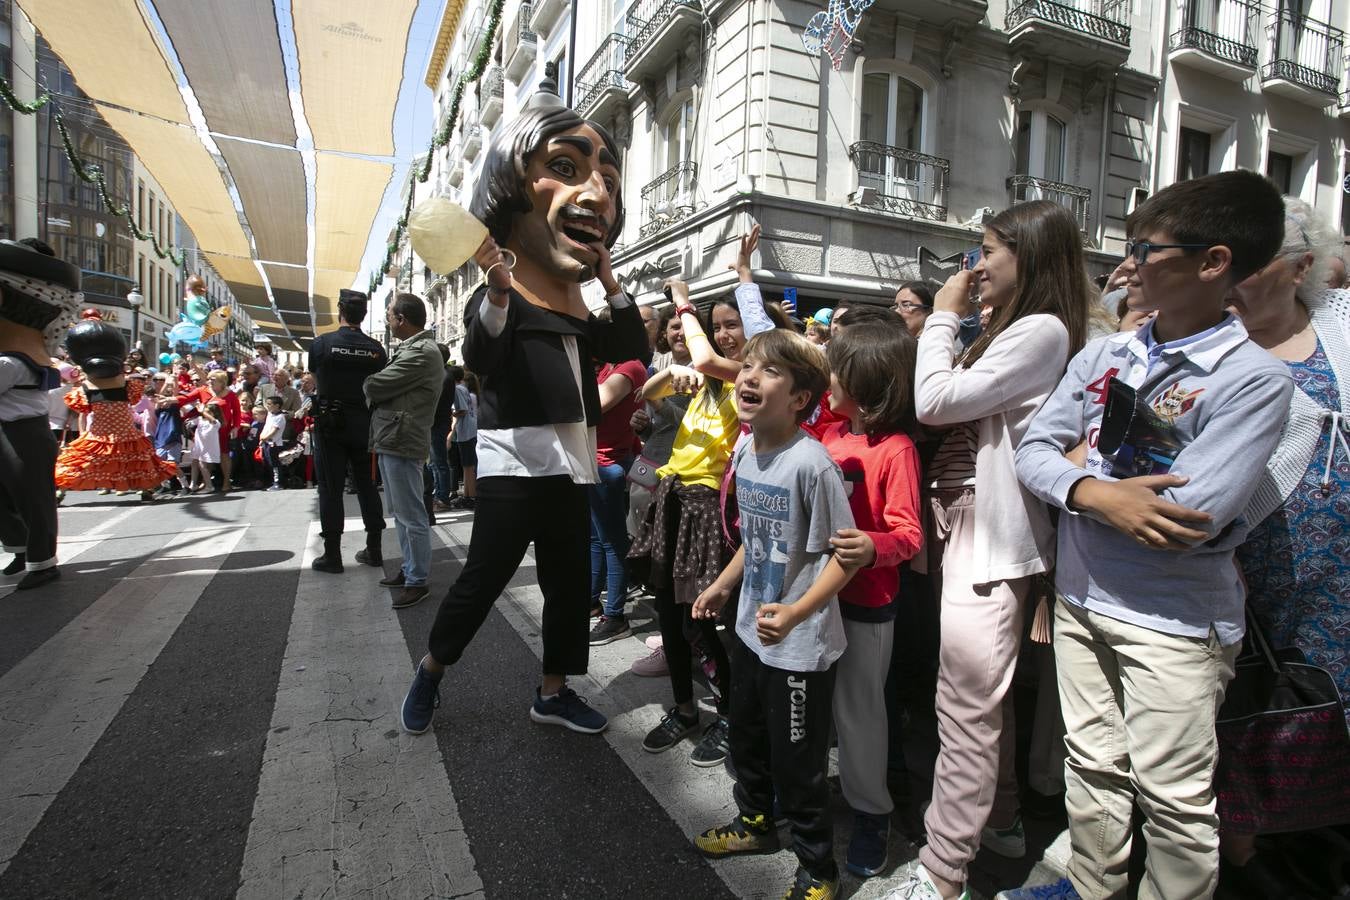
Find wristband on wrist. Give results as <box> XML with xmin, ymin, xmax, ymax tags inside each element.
<box><xmin>676</xmin><ymin>303</ymin><xmax>697</xmax><ymax>318</ymax></box>
<box><xmin>685</xmin><ymin>332</ymin><xmax>710</xmax><ymax>345</ymax></box>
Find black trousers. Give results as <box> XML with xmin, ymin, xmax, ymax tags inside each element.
<box><xmin>312</xmin><ymin>415</ymin><xmax>383</xmax><ymax>542</ymax></box>
<box><xmin>655</xmin><ymin>585</ymin><xmax>731</xmax><ymax>714</ymax></box>
<box><xmin>428</xmin><ymin>475</ymin><xmax>590</xmax><ymax>675</ymax></box>
<box><xmin>0</xmin><ymin>416</ymin><xmax>59</xmax><ymax>569</ymax></box>
<box><xmin>730</xmin><ymin>637</ymin><xmax>838</xmax><ymax>880</ymax></box>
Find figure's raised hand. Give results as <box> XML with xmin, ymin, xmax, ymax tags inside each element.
<box><xmin>475</xmin><ymin>236</ymin><xmax>513</xmax><ymax>304</ymax></box>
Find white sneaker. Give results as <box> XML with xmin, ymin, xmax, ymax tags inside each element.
<box><xmin>882</xmin><ymin>864</ymin><xmax>970</xmax><ymax>900</ymax></box>
<box><xmin>981</xmin><ymin>814</ymin><xmax>1027</xmax><ymax>858</ymax></box>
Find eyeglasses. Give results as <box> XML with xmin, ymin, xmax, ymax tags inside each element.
<box><xmin>898</xmin><ymin>301</ymin><xmax>933</xmax><ymax>313</ymax></box>
<box><xmin>1124</xmin><ymin>240</ymin><xmax>1212</xmax><ymax>266</ymax></box>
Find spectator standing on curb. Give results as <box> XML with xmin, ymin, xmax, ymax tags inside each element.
<box><xmin>364</xmin><ymin>292</ymin><xmax>443</xmax><ymax>609</ymax></box>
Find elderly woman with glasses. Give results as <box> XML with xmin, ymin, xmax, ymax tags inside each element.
<box><xmin>1216</xmin><ymin>198</ymin><xmax>1350</xmax><ymax>895</ymax></box>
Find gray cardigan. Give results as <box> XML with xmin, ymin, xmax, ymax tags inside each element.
<box><xmin>1244</xmin><ymin>289</ymin><xmax>1350</xmax><ymax>524</ymax></box>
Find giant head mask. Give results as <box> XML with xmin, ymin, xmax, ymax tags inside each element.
<box><xmin>0</xmin><ymin>238</ymin><xmax>83</xmax><ymax>355</ymax></box>
<box><xmin>470</xmin><ymin>78</ymin><xmax>625</xmax><ymax>285</ymax></box>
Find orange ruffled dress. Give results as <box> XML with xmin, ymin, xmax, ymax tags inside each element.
<box><xmin>55</xmin><ymin>381</ymin><xmax>178</xmax><ymax>492</ymax></box>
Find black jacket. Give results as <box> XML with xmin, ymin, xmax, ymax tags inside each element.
<box><xmin>463</xmin><ymin>285</ymin><xmax>651</xmax><ymax>430</ymax></box>
<box><xmin>308</xmin><ymin>326</ymin><xmax>387</xmax><ymax>412</ymax></box>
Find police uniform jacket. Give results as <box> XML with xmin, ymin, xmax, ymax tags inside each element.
<box><xmin>308</xmin><ymin>325</ymin><xmax>387</xmax><ymax>413</ymax></box>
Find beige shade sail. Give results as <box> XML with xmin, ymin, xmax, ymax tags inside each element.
<box><xmin>314</xmin><ymin>154</ymin><xmax>394</xmax><ymax>272</ymax></box>
<box><xmin>30</xmin><ymin>0</ymin><xmax>404</xmax><ymax>349</ymax></box>
<box><xmin>97</xmin><ymin>105</ymin><xmax>252</xmax><ymax>259</ymax></box>
<box><xmin>151</xmin><ymin>0</ymin><xmax>297</xmax><ymax>145</ymax></box>
<box><xmin>292</xmin><ymin>0</ymin><xmax>418</xmax><ymax>155</ymax></box>
<box><xmin>216</xmin><ymin>138</ymin><xmax>308</xmax><ymax>266</ymax></box>
<box><xmin>17</xmin><ymin>0</ymin><xmax>188</xmax><ymax>124</ymax></box>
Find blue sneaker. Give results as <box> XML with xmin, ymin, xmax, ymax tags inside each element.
<box><xmin>845</xmin><ymin>810</ymin><xmax>889</xmax><ymax>877</ymax></box>
<box><xmin>994</xmin><ymin>878</ymin><xmax>1083</xmax><ymax>900</ymax></box>
<box><xmin>529</xmin><ymin>685</ymin><xmax>608</xmax><ymax>734</ymax></box>
<box><xmin>400</xmin><ymin>662</ymin><xmax>441</xmax><ymax>734</ymax></box>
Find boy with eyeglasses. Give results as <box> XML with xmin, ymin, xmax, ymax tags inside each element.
<box><xmin>1009</xmin><ymin>170</ymin><xmax>1294</xmax><ymax>900</ymax></box>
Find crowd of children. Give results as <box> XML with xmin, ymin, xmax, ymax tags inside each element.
<box><xmin>574</xmin><ymin>170</ymin><xmax>1349</xmax><ymax>900</ymax></box>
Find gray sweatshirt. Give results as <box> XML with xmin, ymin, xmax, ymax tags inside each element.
<box><xmin>1015</xmin><ymin>316</ymin><xmax>1293</xmax><ymax>645</ymax></box>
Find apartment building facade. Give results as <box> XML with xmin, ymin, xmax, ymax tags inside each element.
<box><xmin>418</xmin><ymin>0</ymin><xmax>1350</xmax><ymax>330</ymax></box>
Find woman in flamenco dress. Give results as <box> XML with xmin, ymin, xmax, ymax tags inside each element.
<box><xmin>55</xmin><ymin>310</ymin><xmax>177</xmax><ymax>501</ymax></box>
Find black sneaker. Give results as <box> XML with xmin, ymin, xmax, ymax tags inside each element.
<box><xmin>845</xmin><ymin>810</ymin><xmax>889</xmax><ymax>877</ymax></box>
<box><xmin>3</xmin><ymin>554</ymin><xmax>25</xmax><ymax>576</ymax></box>
<box><xmin>589</xmin><ymin>615</ymin><xmax>631</xmax><ymax>645</ymax></box>
<box><xmin>690</xmin><ymin>715</ymin><xmax>731</xmax><ymax>767</ymax></box>
<box><xmin>642</xmin><ymin>707</ymin><xmax>699</xmax><ymax>753</ymax></box>
<box><xmin>782</xmin><ymin>865</ymin><xmax>839</xmax><ymax>900</ymax></box>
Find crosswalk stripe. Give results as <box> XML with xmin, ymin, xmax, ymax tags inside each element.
<box><xmin>432</xmin><ymin>516</ymin><xmax>935</xmax><ymax>900</ymax></box>
<box><xmin>236</xmin><ymin>520</ymin><xmax>484</xmax><ymax>900</ymax></box>
<box><xmin>0</xmin><ymin>523</ymin><xmax>247</xmax><ymax>876</ymax></box>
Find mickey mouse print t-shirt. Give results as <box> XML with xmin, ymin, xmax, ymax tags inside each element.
<box><xmin>732</xmin><ymin>431</ymin><xmax>855</xmax><ymax>672</ymax></box>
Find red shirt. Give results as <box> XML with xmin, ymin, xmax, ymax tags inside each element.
<box><xmin>595</xmin><ymin>360</ymin><xmax>649</xmax><ymax>468</ymax></box>
<box><xmin>801</xmin><ymin>391</ymin><xmax>847</xmax><ymax>439</ymax></box>
<box><xmin>820</xmin><ymin>421</ymin><xmax>923</xmax><ymax>616</ymax></box>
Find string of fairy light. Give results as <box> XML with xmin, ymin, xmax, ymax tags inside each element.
<box><xmin>0</xmin><ymin>75</ymin><xmax>186</xmax><ymax>266</ymax></box>
<box><xmin>370</xmin><ymin>0</ymin><xmax>506</xmax><ymax>294</ymax></box>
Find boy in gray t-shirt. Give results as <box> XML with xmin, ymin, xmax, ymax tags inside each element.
<box><xmin>690</xmin><ymin>330</ymin><xmax>857</xmax><ymax>898</ymax></box>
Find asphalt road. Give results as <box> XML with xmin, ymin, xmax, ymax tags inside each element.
<box><xmin>0</xmin><ymin>488</ymin><xmax>1064</xmax><ymax>899</ymax></box>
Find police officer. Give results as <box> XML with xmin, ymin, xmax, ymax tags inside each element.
<box><xmin>308</xmin><ymin>289</ymin><xmax>387</xmax><ymax>573</ymax></box>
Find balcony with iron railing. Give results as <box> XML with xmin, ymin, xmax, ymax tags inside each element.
<box><xmin>504</xmin><ymin>1</ymin><xmax>537</xmax><ymax>84</ymax></box>
<box><xmin>640</xmin><ymin>161</ymin><xmax>698</xmax><ymax>238</ymax></box>
<box><xmin>478</xmin><ymin>65</ymin><xmax>504</xmax><ymax>127</ymax></box>
<box><xmin>447</xmin><ymin>148</ymin><xmax>464</xmax><ymax>187</ymax></box>
<box><xmin>1007</xmin><ymin>175</ymin><xmax>1091</xmax><ymax>236</ymax></box>
<box><xmin>1005</xmin><ymin>0</ymin><xmax>1131</xmax><ymax>65</ymax></box>
<box><xmin>847</xmin><ymin>142</ymin><xmax>949</xmax><ymax>222</ymax></box>
<box><xmin>1169</xmin><ymin>0</ymin><xmax>1258</xmax><ymax>80</ymax></box>
<box><xmin>576</xmin><ymin>33</ymin><xmax>631</xmax><ymax>123</ymax></box>
<box><xmin>625</xmin><ymin>0</ymin><xmax>703</xmax><ymax>84</ymax></box>
<box><xmin>1262</xmin><ymin>9</ymin><xmax>1345</xmax><ymax>107</ymax></box>
<box><xmin>462</xmin><ymin>119</ymin><xmax>482</xmax><ymax>161</ymax></box>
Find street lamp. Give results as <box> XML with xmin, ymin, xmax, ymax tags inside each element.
<box><xmin>126</xmin><ymin>287</ymin><xmax>143</xmax><ymax>357</ymax></box>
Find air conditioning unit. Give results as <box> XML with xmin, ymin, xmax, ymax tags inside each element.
<box><xmin>1127</xmin><ymin>187</ymin><xmax>1149</xmax><ymax>215</ymax></box>
<box><xmin>848</xmin><ymin>186</ymin><xmax>878</xmax><ymax>206</ymax></box>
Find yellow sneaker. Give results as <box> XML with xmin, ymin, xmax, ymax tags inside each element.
<box><xmin>693</xmin><ymin>813</ymin><xmax>780</xmax><ymax>858</ymax></box>
<box><xmin>783</xmin><ymin>866</ymin><xmax>838</xmax><ymax>899</ymax></box>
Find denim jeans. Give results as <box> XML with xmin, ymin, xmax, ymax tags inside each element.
<box><xmin>588</xmin><ymin>458</ymin><xmax>632</xmax><ymax>617</ymax></box>
<box><xmin>378</xmin><ymin>452</ymin><xmax>431</xmax><ymax>586</ymax></box>
<box><xmin>428</xmin><ymin>423</ymin><xmax>452</xmax><ymax>502</ymax></box>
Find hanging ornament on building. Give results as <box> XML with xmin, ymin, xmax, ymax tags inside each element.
<box><xmin>801</xmin><ymin>0</ymin><xmax>875</xmax><ymax>71</ymax></box>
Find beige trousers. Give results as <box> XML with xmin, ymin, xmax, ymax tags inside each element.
<box><xmin>920</xmin><ymin>489</ymin><xmax>1028</xmax><ymax>884</ymax></box>
<box><xmin>1055</xmin><ymin>600</ymin><xmax>1239</xmax><ymax>900</ymax></box>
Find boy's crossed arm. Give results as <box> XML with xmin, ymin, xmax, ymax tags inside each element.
<box><xmin>693</xmin><ymin>542</ymin><xmax>861</xmax><ymax>646</ymax></box>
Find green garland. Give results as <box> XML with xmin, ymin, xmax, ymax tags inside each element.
<box><xmin>0</xmin><ymin>75</ymin><xmax>185</xmax><ymax>266</ymax></box>
<box><xmin>372</xmin><ymin>0</ymin><xmax>507</xmax><ymax>293</ymax></box>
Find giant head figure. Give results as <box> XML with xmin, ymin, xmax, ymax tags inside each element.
<box><xmin>0</xmin><ymin>238</ymin><xmax>83</xmax><ymax>356</ymax></box>
<box><xmin>470</xmin><ymin>76</ymin><xmax>624</xmax><ymax>285</ymax></box>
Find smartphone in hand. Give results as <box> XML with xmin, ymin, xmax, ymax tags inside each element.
<box><xmin>962</xmin><ymin>247</ymin><xmax>981</xmax><ymax>271</ymax></box>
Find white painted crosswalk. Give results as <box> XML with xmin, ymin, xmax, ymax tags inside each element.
<box><xmin>0</xmin><ymin>494</ymin><xmax>1066</xmax><ymax>898</ymax></box>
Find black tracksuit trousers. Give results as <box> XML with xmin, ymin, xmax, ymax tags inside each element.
<box><xmin>729</xmin><ymin>636</ymin><xmax>838</xmax><ymax>881</ymax></box>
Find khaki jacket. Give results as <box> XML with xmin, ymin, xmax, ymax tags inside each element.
<box><xmin>362</xmin><ymin>329</ymin><xmax>443</xmax><ymax>460</ymax></box>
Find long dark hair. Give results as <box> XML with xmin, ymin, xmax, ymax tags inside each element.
<box><xmin>471</xmin><ymin>105</ymin><xmax>626</xmax><ymax>250</ymax></box>
<box><xmin>960</xmin><ymin>200</ymin><xmax>1091</xmax><ymax>368</ymax></box>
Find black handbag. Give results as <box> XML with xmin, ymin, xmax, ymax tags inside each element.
<box><xmin>1215</xmin><ymin>611</ymin><xmax>1350</xmax><ymax>834</ymax></box>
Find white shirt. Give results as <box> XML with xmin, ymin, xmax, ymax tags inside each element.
<box><xmin>262</xmin><ymin>411</ymin><xmax>287</xmax><ymax>446</ymax></box>
<box><xmin>0</xmin><ymin>356</ymin><xmax>48</xmax><ymax>422</ymax></box>
<box><xmin>472</xmin><ymin>292</ymin><xmax>631</xmax><ymax>485</ymax></box>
